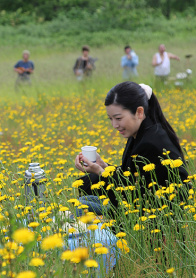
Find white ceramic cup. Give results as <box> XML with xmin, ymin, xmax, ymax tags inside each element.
<box><xmin>81</xmin><ymin>146</ymin><xmax>97</xmax><ymax>165</ymax></box>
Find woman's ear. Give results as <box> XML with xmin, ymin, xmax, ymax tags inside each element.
<box><xmin>136</xmin><ymin>106</ymin><xmax>145</xmax><ymax>119</ymax></box>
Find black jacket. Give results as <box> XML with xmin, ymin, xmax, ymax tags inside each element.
<box><xmin>121</xmin><ymin>116</ymin><xmax>188</xmax><ymax>185</ymax></box>
<box><xmin>79</xmin><ymin>116</ymin><xmax>188</xmax><ymax>208</ymax></box>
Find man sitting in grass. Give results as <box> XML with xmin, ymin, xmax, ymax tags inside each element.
<box><xmin>73</xmin><ymin>45</ymin><xmax>96</xmax><ymax>81</ymax></box>
<box><xmin>14</xmin><ymin>50</ymin><xmax>34</xmax><ymax>90</ymax></box>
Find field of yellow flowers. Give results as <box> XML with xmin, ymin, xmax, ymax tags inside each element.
<box><xmin>0</xmin><ymin>88</ymin><xmax>196</xmax><ymax>278</ymax></box>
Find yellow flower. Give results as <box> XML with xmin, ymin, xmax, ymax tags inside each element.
<box><xmin>116</xmin><ymin>232</ymin><xmax>126</xmax><ymax>238</ymax></box>
<box><xmin>41</xmin><ymin>234</ymin><xmax>63</xmax><ymax>250</ymax></box>
<box><xmin>16</xmin><ymin>271</ymin><xmax>36</xmax><ymax>278</ymax></box>
<box><xmin>163</xmin><ymin>150</ymin><xmax>170</xmax><ymax>155</ymax></box>
<box><xmin>68</xmin><ymin>228</ymin><xmax>76</xmax><ymax>233</ymax></box>
<box><xmin>106</xmin><ymin>183</ymin><xmax>114</xmax><ymax>190</ymax></box>
<box><xmin>72</xmin><ymin>179</ymin><xmax>84</xmax><ymax>188</ymax></box>
<box><xmin>79</xmin><ymin>214</ymin><xmax>95</xmax><ymax>224</ymax></box>
<box><xmin>115</xmin><ymin>187</ymin><xmax>124</xmax><ymax>192</ymax></box>
<box><xmin>184</xmin><ymin>179</ymin><xmax>190</xmax><ymax>183</ymax></box>
<box><xmin>5</xmin><ymin>242</ymin><xmax>18</xmax><ymax>250</ymax></box>
<box><xmin>87</xmin><ymin>224</ymin><xmax>98</xmax><ymax>231</ymax></box>
<box><xmin>84</xmin><ymin>259</ymin><xmax>98</xmax><ymax>268</ymax></box>
<box><xmin>148</xmin><ymin>182</ymin><xmax>156</xmax><ymax>188</ymax></box>
<box><xmin>143</xmin><ymin>163</ymin><xmax>155</xmax><ymax>172</ymax></box>
<box><xmin>99</xmin><ymin>195</ymin><xmax>106</xmax><ymax>199</ymax></box>
<box><xmin>123</xmin><ymin>171</ymin><xmax>131</xmax><ymax>177</ymax></box>
<box><xmin>67</xmin><ymin>198</ymin><xmax>78</xmax><ymax>204</ymax></box>
<box><xmin>92</xmin><ymin>243</ymin><xmax>103</xmax><ymax>248</ymax></box>
<box><xmin>133</xmin><ymin>224</ymin><xmax>145</xmax><ymax>231</ymax></box>
<box><xmin>166</xmin><ymin>267</ymin><xmax>175</xmax><ymax>274</ymax></box>
<box><xmin>91</xmin><ymin>183</ymin><xmax>101</xmax><ymax>190</ymax></box>
<box><xmin>103</xmin><ymin>198</ymin><xmax>110</xmax><ymax>206</ymax></box>
<box><xmin>59</xmin><ymin>206</ymin><xmax>69</xmax><ymax>211</ymax></box>
<box><xmin>61</xmin><ymin>250</ymin><xmax>73</xmax><ymax>261</ymax></box>
<box><xmin>161</xmin><ymin>159</ymin><xmax>172</xmax><ymax>166</ymax></box>
<box><xmin>116</xmin><ymin>239</ymin><xmax>129</xmax><ymax>253</ymax></box>
<box><xmin>131</xmin><ymin>155</ymin><xmax>138</xmax><ymax>158</ymax></box>
<box><xmin>53</xmin><ymin>177</ymin><xmax>62</xmax><ymax>183</ymax></box>
<box><xmin>151</xmin><ymin>229</ymin><xmax>161</xmax><ymax>234</ymax></box>
<box><xmin>104</xmin><ymin>166</ymin><xmax>116</xmax><ymax>172</ymax></box>
<box><xmin>102</xmin><ymin>171</ymin><xmax>111</xmax><ymax>178</ymax></box>
<box><xmin>95</xmin><ymin>247</ymin><xmax>108</xmax><ymax>254</ymax></box>
<box><xmin>154</xmin><ymin>247</ymin><xmax>161</xmax><ymax>252</ymax></box>
<box><xmin>169</xmin><ymin>194</ymin><xmax>176</xmax><ymax>201</ymax></box>
<box><xmin>189</xmin><ymin>189</ymin><xmax>194</xmax><ymax>195</ymax></box>
<box><xmin>29</xmin><ymin>258</ymin><xmax>45</xmax><ymax>266</ymax></box>
<box><xmin>72</xmin><ymin>247</ymin><xmax>89</xmax><ymax>262</ymax></box>
<box><xmin>155</xmin><ymin>189</ymin><xmax>165</xmax><ymax>198</ymax></box>
<box><xmin>91</xmin><ymin>181</ymin><xmax>105</xmax><ymax>190</ymax></box>
<box><xmin>41</xmin><ymin>226</ymin><xmax>51</xmax><ymax>232</ymax></box>
<box><xmin>125</xmin><ymin>185</ymin><xmax>135</xmax><ymax>191</ymax></box>
<box><xmin>165</xmin><ymin>185</ymin><xmax>175</xmax><ymax>194</ymax></box>
<box><xmin>13</xmin><ymin>228</ymin><xmax>34</xmax><ymax>244</ymax></box>
<box><xmin>28</xmin><ymin>222</ymin><xmax>40</xmax><ymax>228</ymax></box>
<box><xmin>81</xmin><ymin>270</ymin><xmax>88</xmax><ymax>274</ymax></box>
<box><xmin>148</xmin><ymin>215</ymin><xmax>156</xmax><ymax>219</ymax></box>
<box><xmin>102</xmin><ymin>166</ymin><xmax>116</xmax><ymax>177</ymax></box>
<box><xmin>170</xmin><ymin>159</ymin><xmax>183</xmax><ymax>168</ymax></box>
<box><xmin>78</xmin><ymin>204</ymin><xmax>89</xmax><ymax>209</ymax></box>
<box><xmin>139</xmin><ymin>216</ymin><xmax>147</xmax><ymax>221</ymax></box>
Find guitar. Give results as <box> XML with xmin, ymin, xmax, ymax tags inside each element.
<box><xmin>16</xmin><ymin>67</ymin><xmax>26</xmax><ymax>73</ymax></box>
<box><xmin>16</xmin><ymin>67</ymin><xmax>32</xmax><ymax>74</ymax></box>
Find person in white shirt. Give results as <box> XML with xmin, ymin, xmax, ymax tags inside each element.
<box><xmin>152</xmin><ymin>44</ymin><xmax>180</xmax><ymax>83</ymax></box>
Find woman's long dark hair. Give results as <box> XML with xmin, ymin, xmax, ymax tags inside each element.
<box><xmin>105</xmin><ymin>81</ymin><xmax>183</xmax><ymax>156</ymax></box>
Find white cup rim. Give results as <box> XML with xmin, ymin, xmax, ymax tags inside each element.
<box><xmin>81</xmin><ymin>146</ymin><xmax>97</xmax><ymax>151</ymax></box>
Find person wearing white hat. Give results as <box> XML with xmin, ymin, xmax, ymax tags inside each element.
<box><xmin>14</xmin><ymin>50</ymin><xmax>34</xmax><ymax>89</ymax></box>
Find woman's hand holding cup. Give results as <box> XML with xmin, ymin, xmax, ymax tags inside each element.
<box><xmin>96</xmin><ymin>153</ymin><xmax>108</xmax><ymax>169</ymax></box>
<box><xmin>75</xmin><ymin>153</ymin><xmax>104</xmax><ymax>175</ymax></box>
<box><xmin>75</xmin><ymin>146</ymin><xmax>107</xmax><ymax>175</ymax></box>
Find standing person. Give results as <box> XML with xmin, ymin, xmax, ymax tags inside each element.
<box><xmin>121</xmin><ymin>46</ymin><xmax>139</xmax><ymax>80</ymax></box>
<box><xmin>14</xmin><ymin>50</ymin><xmax>34</xmax><ymax>90</ymax></box>
<box><xmin>75</xmin><ymin>82</ymin><xmax>188</xmax><ymax>217</ymax></box>
<box><xmin>73</xmin><ymin>45</ymin><xmax>96</xmax><ymax>81</ymax></box>
<box><xmin>152</xmin><ymin>44</ymin><xmax>180</xmax><ymax>85</ymax></box>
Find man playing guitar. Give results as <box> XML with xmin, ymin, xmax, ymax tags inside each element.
<box><xmin>14</xmin><ymin>50</ymin><xmax>34</xmax><ymax>89</ymax></box>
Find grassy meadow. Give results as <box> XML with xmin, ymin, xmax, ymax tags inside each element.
<box><xmin>0</xmin><ymin>16</ymin><xmax>196</xmax><ymax>278</ymax></box>
<box><xmin>0</xmin><ymin>86</ymin><xmax>196</xmax><ymax>277</ymax></box>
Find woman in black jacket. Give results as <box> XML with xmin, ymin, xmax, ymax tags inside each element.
<box><xmin>75</xmin><ymin>82</ymin><xmax>188</xmax><ymax>214</ymax></box>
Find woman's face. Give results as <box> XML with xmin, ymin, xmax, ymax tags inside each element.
<box><xmin>106</xmin><ymin>104</ymin><xmax>145</xmax><ymax>138</ymax></box>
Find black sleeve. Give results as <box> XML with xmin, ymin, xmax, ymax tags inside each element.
<box><xmin>73</xmin><ymin>59</ymin><xmax>79</xmax><ymax>72</ymax></box>
<box><xmin>99</xmin><ymin>143</ymin><xmax>188</xmax><ymax>208</ymax></box>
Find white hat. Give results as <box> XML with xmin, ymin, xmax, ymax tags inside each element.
<box><xmin>23</xmin><ymin>50</ymin><xmax>30</xmax><ymax>56</ymax></box>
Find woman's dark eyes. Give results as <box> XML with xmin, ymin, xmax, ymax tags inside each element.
<box><xmin>108</xmin><ymin>117</ymin><xmax>121</xmax><ymax>121</ymax></box>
